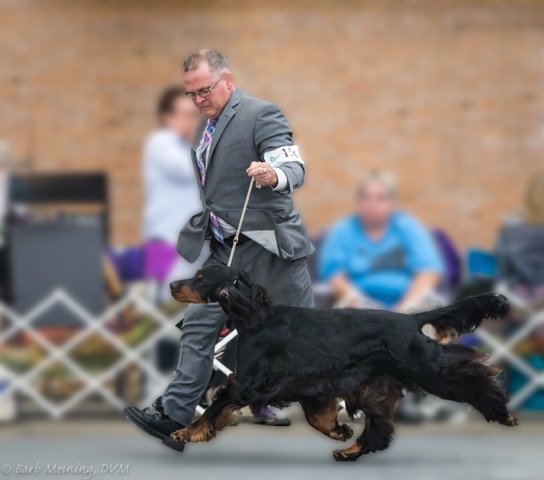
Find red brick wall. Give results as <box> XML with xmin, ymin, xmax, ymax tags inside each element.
<box><xmin>1</xmin><ymin>0</ymin><xmax>543</xmax><ymax>251</ymax></box>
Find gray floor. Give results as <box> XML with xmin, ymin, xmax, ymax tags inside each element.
<box><xmin>0</xmin><ymin>415</ymin><xmax>542</xmax><ymax>480</ymax></box>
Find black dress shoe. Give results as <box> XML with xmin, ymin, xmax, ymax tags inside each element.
<box><xmin>124</xmin><ymin>405</ymin><xmax>185</xmax><ymax>449</ymax></box>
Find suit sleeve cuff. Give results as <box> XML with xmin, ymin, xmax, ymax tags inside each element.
<box><xmin>272</xmin><ymin>167</ymin><xmax>289</xmax><ymax>192</ymax></box>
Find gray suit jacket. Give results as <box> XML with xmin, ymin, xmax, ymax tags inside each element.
<box><xmin>176</xmin><ymin>89</ymin><xmax>314</xmax><ymax>262</ymax></box>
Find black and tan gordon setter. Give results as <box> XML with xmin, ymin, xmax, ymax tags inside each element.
<box><xmin>168</xmin><ymin>265</ymin><xmax>517</xmax><ymax>461</ymax></box>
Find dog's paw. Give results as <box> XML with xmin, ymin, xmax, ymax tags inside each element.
<box><xmin>340</xmin><ymin>423</ymin><xmax>353</xmax><ymax>442</ymax></box>
<box><xmin>331</xmin><ymin>423</ymin><xmax>353</xmax><ymax>442</ymax></box>
<box><xmin>170</xmin><ymin>428</ymin><xmax>191</xmax><ymax>443</ymax></box>
<box><xmin>171</xmin><ymin>425</ymin><xmax>216</xmax><ymax>443</ymax></box>
<box><xmin>333</xmin><ymin>449</ymin><xmax>358</xmax><ymax>462</ymax></box>
<box><xmin>333</xmin><ymin>441</ymin><xmax>363</xmax><ymax>461</ymax></box>
<box><xmin>504</xmin><ymin>414</ymin><xmax>519</xmax><ymax>427</ymax></box>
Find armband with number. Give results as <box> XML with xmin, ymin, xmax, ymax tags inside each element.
<box><xmin>263</xmin><ymin>145</ymin><xmax>304</xmax><ymax>167</ymax></box>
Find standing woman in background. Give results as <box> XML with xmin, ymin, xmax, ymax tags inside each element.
<box><xmin>142</xmin><ymin>87</ymin><xmax>209</xmax><ymax>302</ymax></box>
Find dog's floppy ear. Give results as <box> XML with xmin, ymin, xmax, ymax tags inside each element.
<box><xmin>253</xmin><ymin>283</ymin><xmax>272</xmax><ymax>308</ymax></box>
<box><xmin>235</xmin><ymin>270</ymin><xmax>271</xmax><ymax>307</ymax></box>
<box><xmin>236</xmin><ymin>270</ymin><xmax>253</xmax><ymax>288</ymax></box>
<box><xmin>218</xmin><ymin>269</ymin><xmax>271</xmax><ymax>332</ymax></box>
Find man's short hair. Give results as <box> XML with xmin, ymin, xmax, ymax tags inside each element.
<box><xmin>156</xmin><ymin>86</ymin><xmax>186</xmax><ymax>119</ymax></box>
<box><xmin>182</xmin><ymin>49</ymin><xmax>229</xmax><ymax>74</ymax></box>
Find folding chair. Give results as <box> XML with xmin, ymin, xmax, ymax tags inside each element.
<box><xmin>497</xmin><ymin>225</ymin><xmax>544</xmax><ymax>289</ymax></box>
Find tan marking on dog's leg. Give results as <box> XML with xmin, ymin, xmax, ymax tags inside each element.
<box><xmin>333</xmin><ymin>440</ymin><xmax>364</xmax><ymax>461</ymax></box>
<box><xmin>170</xmin><ymin>403</ymin><xmax>241</xmax><ymax>444</ymax></box>
<box><xmin>303</xmin><ymin>399</ymin><xmax>353</xmax><ymax>442</ymax></box>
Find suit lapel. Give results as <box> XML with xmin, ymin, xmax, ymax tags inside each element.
<box><xmin>206</xmin><ymin>89</ymin><xmax>241</xmax><ymax>167</ymax></box>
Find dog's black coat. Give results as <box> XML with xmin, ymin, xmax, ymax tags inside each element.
<box><xmin>169</xmin><ymin>265</ymin><xmax>517</xmax><ymax>461</ymax></box>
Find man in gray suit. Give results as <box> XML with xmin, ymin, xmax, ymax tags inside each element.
<box><xmin>125</xmin><ymin>50</ymin><xmax>314</xmax><ymax>445</ymax></box>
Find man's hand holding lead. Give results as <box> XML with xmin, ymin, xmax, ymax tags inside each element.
<box><xmin>246</xmin><ymin>161</ymin><xmax>278</xmax><ymax>187</ymax></box>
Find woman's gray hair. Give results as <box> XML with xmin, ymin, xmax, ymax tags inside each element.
<box><xmin>357</xmin><ymin>170</ymin><xmax>399</xmax><ymax>201</ymax></box>
<box><xmin>182</xmin><ymin>49</ymin><xmax>230</xmax><ymax>74</ymax></box>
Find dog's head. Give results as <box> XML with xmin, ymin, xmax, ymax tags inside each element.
<box><xmin>170</xmin><ymin>265</ymin><xmax>239</xmax><ymax>304</ymax></box>
<box><xmin>170</xmin><ymin>266</ymin><xmax>271</xmax><ymax>331</ymax></box>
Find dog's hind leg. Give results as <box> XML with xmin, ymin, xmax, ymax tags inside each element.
<box><xmin>414</xmin><ymin>344</ymin><xmax>518</xmax><ymax>427</ymax></box>
<box><xmin>333</xmin><ymin>378</ymin><xmax>403</xmax><ymax>462</ymax></box>
<box><xmin>428</xmin><ymin>365</ymin><xmax>517</xmax><ymax>426</ymax></box>
<box><xmin>301</xmin><ymin>398</ymin><xmax>353</xmax><ymax>442</ymax></box>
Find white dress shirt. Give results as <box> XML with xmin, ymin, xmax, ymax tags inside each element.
<box><xmin>142</xmin><ymin>129</ymin><xmax>203</xmax><ymax>245</ymax></box>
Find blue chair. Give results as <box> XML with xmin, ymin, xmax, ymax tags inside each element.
<box><xmin>466</xmin><ymin>248</ymin><xmax>497</xmax><ymax>281</ymax></box>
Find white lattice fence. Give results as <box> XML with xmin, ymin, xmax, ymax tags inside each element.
<box><xmin>474</xmin><ymin>309</ymin><xmax>544</xmax><ymax>410</ymax></box>
<box><xmin>0</xmin><ymin>290</ymin><xmax>542</xmax><ymax>419</ymax></box>
<box><xmin>0</xmin><ymin>289</ymin><xmax>235</xmax><ymax>418</ymax></box>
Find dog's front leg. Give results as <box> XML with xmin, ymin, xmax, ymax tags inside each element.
<box><xmin>171</xmin><ymin>401</ymin><xmax>239</xmax><ymax>444</ymax></box>
<box><xmin>171</xmin><ymin>376</ymin><xmax>243</xmax><ymax>444</ymax></box>
<box><xmin>302</xmin><ymin>398</ymin><xmax>353</xmax><ymax>442</ymax></box>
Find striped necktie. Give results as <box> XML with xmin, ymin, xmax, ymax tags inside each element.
<box><xmin>196</xmin><ymin>118</ymin><xmax>224</xmax><ymax>244</ymax></box>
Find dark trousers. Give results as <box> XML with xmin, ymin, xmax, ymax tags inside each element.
<box><xmin>162</xmin><ymin>239</ymin><xmax>314</xmax><ymax>426</ymax></box>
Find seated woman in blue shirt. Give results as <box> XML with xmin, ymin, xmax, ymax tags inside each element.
<box><xmin>319</xmin><ymin>171</ymin><xmax>444</xmax><ymax>312</ymax></box>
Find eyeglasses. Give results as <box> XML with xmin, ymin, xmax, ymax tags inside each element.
<box><xmin>185</xmin><ymin>74</ymin><xmax>224</xmax><ymax>99</ymax></box>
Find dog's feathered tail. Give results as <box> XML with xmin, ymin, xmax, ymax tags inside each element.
<box><xmin>413</xmin><ymin>293</ymin><xmax>510</xmax><ymax>343</ymax></box>
<box><xmin>383</xmin><ymin>294</ymin><xmax>517</xmax><ymax>426</ymax></box>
